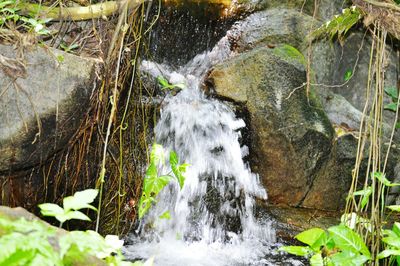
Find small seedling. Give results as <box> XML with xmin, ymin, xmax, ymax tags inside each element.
<box><xmin>39</xmin><ymin>189</ymin><xmax>98</xmax><ymax>227</ymax></box>
<box><xmin>138</xmin><ymin>143</ymin><xmax>189</xmax><ymax>219</ymax></box>
<box><xmin>157</xmin><ymin>76</ymin><xmax>185</xmax><ymax>91</ymax></box>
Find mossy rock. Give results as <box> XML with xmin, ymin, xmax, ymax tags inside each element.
<box><xmin>208</xmin><ymin>46</ymin><xmax>338</xmax><ymax>209</ymax></box>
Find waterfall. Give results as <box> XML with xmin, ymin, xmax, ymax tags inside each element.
<box><xmin>123</xmin><ymin>37</ymin><xmax>276</xmax><ymax>266</ymax></box>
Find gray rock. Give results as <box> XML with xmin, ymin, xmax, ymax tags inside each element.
<box><xmin>208</xmin><ymin>45</ymin><xmax>336</xmax><ymax>208</ymax></box>
<box><xmin>235</xmin><ymin>0</ymin><xmax>347</xmax><ymax>21</ymax></box>
<box><xmin>311</xmin><ymin>33</ymin><xmax>399</xmax><ymax>133</ymax></box>
<box><xmin>0</xmin><ymin>44</ymin><xmax>100</xmax><ymax>172</ymax></box>
<box><xmin>228</xmin><ymin>9</ymin><xmax>316</xmax><ymax>52</ymax></box>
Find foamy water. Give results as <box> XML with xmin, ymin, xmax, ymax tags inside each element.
<box><xmin>123</xmin><ymin>36</ymin><xmax>278</xmax><ymax>266</ymax></box>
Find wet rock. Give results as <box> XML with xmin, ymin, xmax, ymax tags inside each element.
<box><xmin>145</xmin><ymin>2</ymin><xmax>236</xmax><ymax>67</ymax></box>
<box><xmin>227</xmin><ymin>9</ymin><xmax>316</xmax><ymax>53</ymax></box>
<box><xmin>0</xmin><ymin>44</ymin><xmax>99</xmax><ymax>173</ymax></box>
<box><xmin>301</xmin><ymin>134</ymin><xmax>361</xmax><ymax>209</ymax></box>
<box><xmin>208</xmin><ymin>45</ymin><xmax>336</xmax><ymax>208</ymax></box>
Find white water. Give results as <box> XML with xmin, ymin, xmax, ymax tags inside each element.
<box><xmin>123</xmin><ymin>37</ymin><xmax>277</xmax><ymax>266</ymax></box>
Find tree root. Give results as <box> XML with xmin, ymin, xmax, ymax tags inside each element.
<box><xmin>353</xmin><ymin>0</ymin><xmax>400</xmax><ymax>39</ymax></box>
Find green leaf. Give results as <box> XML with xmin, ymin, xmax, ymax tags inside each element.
<box><xmin>384</xmin><ymin>102</ymin><xmax>398</xmax><ymax>112</ymax></box>
<box><xmin>330</xmin><ymin>250</ymin><xmax>369</xmax><ymax>266</ymax></box>
<box><xmin>145</xmin><ymin>161</ymin><xmax>158</xmax><ymax>179</ymax></box>
<box><xmin>383</xmin><ymin>229</ymin><xmax>399</xmax><ymax>239</ymax></box>
<box><xmin>157</xmin><ymin>76</ymin><xmax>170</xmax><ymax>88</ymax></box>
<box><xmin>385</xmin><ymin>87</ymin><xmax>399</xmax><ymax>100</ymax></box>
<box><xmin>312</xmin><ymin>6</ymin><xmax>362</xmax><ymax>42</ymax></box>
<box><xmin>279</xmin><ymin>246</ymin><xmax>313</xmax><ymax>256</ymax></box>
<box><xmin>169</xmin><ymin>151</ymin><xmax>178</xmax><ymax>167</ymax></box>
<box><xmin>174</xmin><ymin>83</ymin><xmax>186</xmax><ymax>89</ymax></box>
<box><xmin>63</xmin><ymin>210</ymin><xmax>91</xmax><ymax>222</ymax></box>
<box><xmin>344</xmin><ymin>70</ymin><xmax>352</xmax><ymax>81</ymax></box>
<box><xmin>310</xmin><ymin>253</ymin><xmax>324</xmax><ymax>266</ymax></box>
<box><xmin>159</xmin><ymin>211</ymin><xmax>171</xmax><ymax>220</ymax></box>
<box><xmin>156</xmin><ymin>76</ymin><xmax>185</xmax><ymax>90</ymax></box>
<box><xmin>393</xmin><ymin>223</ymin><xmax>400</xmax><ymax>237</ymax></box>
<box><xmin>143</xmin><ymin>175</ymin><xmax>172</xmax><ymax>195</ymax></box>
<box><xmin>295</xmin><ymin>228</ymin><xmax>326</xmax><ymax>250</ymax></box>
<box><xmin>56</xmin><ymin>55</ymin><xmax>64</xmax><ymax>63</ymax></box>
<box><xmin>377</xmin><ymin>249</ymin><xmax>400</xmax><ymax>259</ymax></box>
<box><xmin>150</xmin><ymin>143</ymin><xmax>165</xmax><ymax>166</ymax></box>
<box><xmin>387</xmin><ymin>205</ymin><xmax>400</xmax><ymax>212</ymax></box>
<box><xmin>373</xmin><ymin>172</ymin><xmax>400</xmax><ymax>187</ymax></box>
<box><xmin>170</xmin><ymin>151</ymin><xmax>187</xmax><ymax>189</ymax></box>
<box><xmin>63</xmin><ymin>189</ymin><xmax>98</xmax><ymax>212</ymax></box>
<box><xmin>382</xmin><ymin>236</ymin><xmax>400</xmax><ymax>249</ymax></box>
<box><xmin>272</xmin><ymin>44</ymin><xmax>306</xmax><ymax>66</ymax></box>
<box><xmin>0</xmin><ymin>1</ymin><xmax>15</xmax><ymax>9</ymax></box>
<box><xmin>328</xmin><ymin>224</ymin><xmax>370</xmax><ymax>258</ymax></box>
<box><xmin>352</xmin><ymin>186</ymin><xmax>372</xmax><ymax>209</ymax></box>
<box><xmin>38</xmin><ymin>203</ymin><xmax>64</xmax><ymax>218</ymax></box>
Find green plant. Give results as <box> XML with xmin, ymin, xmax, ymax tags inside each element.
<box><xmin>20</xmin><ymin>17</ymin><xmax>51</xmax><ymax>35</ymax></box>
<box><xmin>39</xmin><ymin>189</ymin><xmax>98</xmax><ymax>227</ymax></box>
<box><xmin>0</xmin><ymin>1</ymin><xmax>20</xmax><ymax>25</ymax></box>
<box><xmin>272</xmin><ymin>44</ymin><xmax>307</xmax><ymax>66</ymax></box>
<box><xmin>378</xmin><ymin>222</ymin><xmax>400</xmax><ymax>265</ymax></box>
<box><xmin>0</xmin><ymin>215</ymin><xmax>135</xmax><ymax>266</ymax></box>
<box><xmin>157</xmin><ymin>76</ymin><xmax>185</xmax><ymax>91</ymax></box>
<box><xmin>384</xmin><ymin>87</ymin><xmax>400</xmax><ymax>129</ymax></box>
<box><xmin>376</xmin><ymin>205</ymin><xmax>400</xmax><ymax>264</ymax></box>
<box><xmin>312</xmin><ymin>6</ymin><xmax>363</xmax><ymax>44</ymax></box>
<box><xmin>344</xmin><ymin>69</ymin><xmax>353</xmax><ymax>81</ymax></box>
<box><xmin>0</xmin><ymin>0</ymin><xmax>51</xmax><ymax>35</ymax></box>
<box><xmin>284</xmin><ymin>171</ymin><xmax>400</xmax><ymax>265</ymax></box>
<box><xmin>0</xmin><ymin>188</ymin><xmax>141</xmax><ymax>266</ymax></box>
<box><xmin>384</xmin><ymin>87</ymin><xmax>399</xmax><ymax>112</ymax></box>
<box><xmin>60</xmin><ymin>43</ymin><xmax>79</xmax><ymax>53</ymax></box>
<box><xmin>279</xmin><ymin>224</ymin><xmax>371</xmax><ymax>266</ymax></box>
<box><xmin>138</xmin><ymin>143</ymin><xmax>189</xmax><ymax>219</ymax></box>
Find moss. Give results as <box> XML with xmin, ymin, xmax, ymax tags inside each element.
<box><xmin>272</xmin><ymin>44</ymin><xmax>307</xmax><ymax>67</ymax></box>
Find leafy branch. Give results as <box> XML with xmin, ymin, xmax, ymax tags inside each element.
<box><xmin>312</xmin><ymin>6</ymin><xmax>363</xmax><ymax>44</ymax></box>
<box><xmin>38</xmin><ymin>189</ymin><xmax>98</xmax><ymax>227</ymax></box>
<box><xmin>138</xmin><ymin>143</ymin><xmax>189</xmax><ymax>219</ymax></box>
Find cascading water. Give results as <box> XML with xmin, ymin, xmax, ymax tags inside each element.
<box><xmin>123</xmin><ymin>37</ymin><xmax>282</xmax><ymax>265</ymax></box>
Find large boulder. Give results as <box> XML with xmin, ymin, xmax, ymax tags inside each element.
<box><xmin>0</xmin><ymin>44</ymin><xmax>99</xmax><ymax>173</ymax></box>
<box><xmin>227</xmin><ymin>8</ymin><xmax>315</xmax><ymax>53</ymax></box>
<box><xmin>208</xmin><ymin>45</ymin><xmax>337</xmax><ymax>208</ymax></box>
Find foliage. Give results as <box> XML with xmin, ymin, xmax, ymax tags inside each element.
<box><xmin>60</xmin><ymin>43</ymin><xmax>79</xmax><ymax>53</ymax></box>
<box><xmin>378</xmin><ymin>222</ymin><xmax>400</xmax><ymax>264</ymax></box>
<box><xmin>280</xmin><ymin>225</ymin><xmax>371</xmax><ymax>266</ymax></box>
<box><xmin>377</xmin><ymin>204</ymin><xmax>400</xmax><ymax>265</ymax></box>
<box><xmin>344</xmin><ymin>70</ymin><xmax>353</xmax><ymax>81</ymax></box>
<box><xmin>384</xmin><ymin>87</ymin><xmax>400</xmax><ymax>129</ymax></box>
<box><xmin>0</xmin><ymin>0</ymin><xmax>51</xmax><ymax>35</ymax></box>
<box><xmin>282</xmin><ymin>171</ymin><xmax>400</xmax><ymax>265</ymax></box>
<box><xmin>272</xmin><ymin>44</ymin><xmax>306</xmax><ymax>67</ymax></box>
<box><xmin>138</xmin><ymin>143</ymin><xmax>189</xmax><ymax>219</ymax></box>
<box><xmin>0</xmin><ymin>215</ymin><xmax>135</xmax><ymax>266</ymax></box>
<box><xmin>157</xmin><ymin>76</ymin><xmax>185</xmax><ymax>91</ymax></box>
<box><xmin>312</xmin><ymin>6</ymin><xmax>363</xmax><ymax>44</ymax></box>
<box><xmin>0</xmin><ymin>188</ymin><xmax>139</xmax><ymax>266</ymax></box>
<box><xmin>39</xmin><ymin>189</ymin><xmax>98</xmax><ymax>227</ymax></box>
